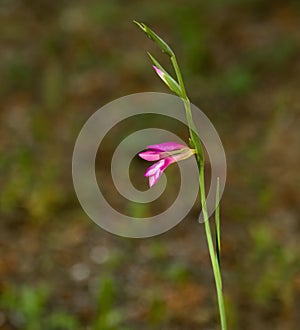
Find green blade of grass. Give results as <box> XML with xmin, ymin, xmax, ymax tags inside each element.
<box><xmin>215</xmin><ymin>177</ymin><xmax>221</xmax><ymax>269</ymax></box>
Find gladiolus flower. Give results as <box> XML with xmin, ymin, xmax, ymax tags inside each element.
<box><xmin>139</xmin><ymin>142</ymin><xmax>196</xmax><ymax>187</ymax></box>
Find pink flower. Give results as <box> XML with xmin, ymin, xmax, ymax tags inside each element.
<box><xmin>153</xmin><ymin>66</ymin><xmax>165</xmax><ymax>81</ymax></box>
<box><xmin>139</xmin><ymin>142</ymin><xmax>196</xmax><ymax>188</ymax></box>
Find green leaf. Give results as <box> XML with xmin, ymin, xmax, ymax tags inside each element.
<box><xmin>215</xmin><ymin>177</ymin><xmax>221</xmax><ymax>269</ymax></box>
<box><xmin>134</xmin><ymin>21</ymin><xmax>174</xmax><ymax>57</ymax></box>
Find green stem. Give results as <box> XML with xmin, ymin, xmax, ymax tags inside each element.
<box><xmin>171</xmin><ymin>55</ymin><xmax>187</xmax><ymax>99</ymax></box>
<box><xmin>170</xmin><ymin>55</ymin><xmax>204</xmax><ymax>162</ymax></box>
<box><xmin>171</xmin><ymin>54</ymin><xmax>227</xmax><ymax>329</ymax></box>
<box><xmin>215</xmin><ymin>177</ymin><xmax>221</xmax><ymax>268</ymax></box>
<box><xmin>186</xmin><ymin>98</ymin><xmax>226</xmax><ymax>329</ymax></box>
<box><xmin>135</xmin><ymin>25</ymin><xmax>227</xmax><ymax>327</ymax></box>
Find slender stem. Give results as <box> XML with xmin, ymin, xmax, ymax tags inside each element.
<box><xmin>172</xmin><ymin>54</ymin><xmax>227</xmax><ymax>328</ymax></box>
<box><xmin>185</xmin><ymin>97</ymin><xmax>227</xmax><ymax>329</ymax></box>
<box><xmin>141</xmin><ymin>33</ymin><xmax>227</xmax><ymax>328</ymax></box>
<box><xmin>215</xmin><ymin>177</ymin><xmax>221</xmax><ymax>268</ymax></box>
<box><xmin>171</xmin><ymin>55</ymin><xmax>187</xmax><ymax>99</ymax></box>
<box><xmin>171</xmin><ymin>53</ymin><xmax>204</xmax><ymax>163</ymax></box>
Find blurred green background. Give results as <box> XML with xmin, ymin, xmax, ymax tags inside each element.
<box><xmin>1</xmin><ymin>0</ymin><xmax>300</xmax><ymax>329</ymax></box>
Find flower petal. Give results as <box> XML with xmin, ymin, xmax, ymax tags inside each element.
<box><xmin>170</xmin><ymin>148</ymin><xmax>196</xmax><ymax>162</ymax></box>
<box><xmin>146</xmin><ymin>142</ymin><xmax>187</xmax><ymax>152</ymax></box>
<box><xmin>144</xmin><ymin>159</ymin><xmax>166</xmax><ymax>177</ymax></box>
<box><xmin>149</xmin><ymin>176</ymin><xmax>157</xmax><ymax>187</ymax></box>
<box><xmin>148</xmin><ymin>169</ymin><xmax>163</xmax><ymax>187</ymax></box>
<box><xmin>144</xmin><ymin>158</ymin><xmax>174</xmax><ymax>187</ymax></box>
<box><xmin>138</xmin><ymin>150</ymin><xmax>163</xmax><ymax>161</ymax></box>
<box><xmin>153</xmin><ymin>66</ymin><xmax>165</xmax><ymax>81</ymax></box>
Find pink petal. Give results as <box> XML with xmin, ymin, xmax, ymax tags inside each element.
<box><xmin>148</xmin><ymin>170</ymin><xmax>162</xmax><ymax>187</ymax></box>
<box><xmin>138</xmin><ymin>150</ymin><xmax>163</xmax><ymax>161</ymax></box>
<box><xmin>149</xmin><ymin>174</ymin><xmax>159</xmax><ymax>187</ymax></box>
<box><xmin>146</xmin><ymin>142</ymin><xmax>187</xmax><ymax>152</ymax></box>
<box><xmin>144</xmin><ymin>158</ymin><xmax>174</xmax><ymax>187</ymax></box>
<box><xmin>148</xmin><ymin>166</ymin><xmax>163</xmax><ymax>187</ymax></box>
<box><xmin>152</xmin><ymin>66</ymin><xmax>165</xmax><ymax>80</ymax></box>
<box><xmin>144</xmin><ymin>159</ymin><xmax>165</xmax><ymax>177</ymax></box>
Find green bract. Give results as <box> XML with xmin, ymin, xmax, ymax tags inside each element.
<box><xmin>148</xmin><ymin>52</ymin><xmax>183</xmax><ymax>97</ymax></box>
<box><xmin>134</xmin><ymin>21</ymin><xmax>174</xmax><ymax>57</ymax></box>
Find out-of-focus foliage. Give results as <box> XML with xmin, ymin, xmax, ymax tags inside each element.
<box><xmin>0</xmin><ymin>284</ymin><xmax>80</xmax><ymax>330</ymax></box>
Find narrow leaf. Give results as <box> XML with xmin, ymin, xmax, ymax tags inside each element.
<box><xmin>215</xmin><ymin>177</ymin><xmax>221</xmax><ymax>268</ymax></box>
